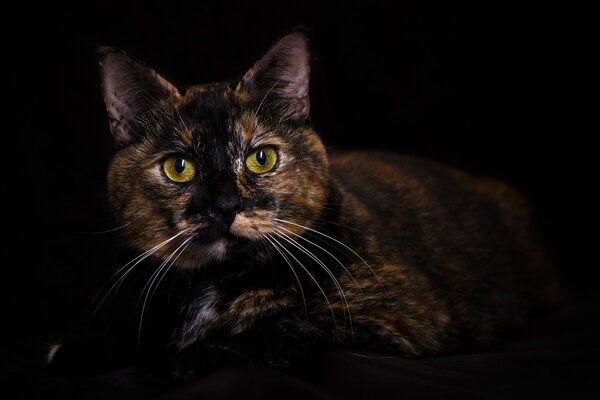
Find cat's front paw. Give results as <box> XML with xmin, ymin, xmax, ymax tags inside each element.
<box><xmin>46</xmin><ymin>338</ymin><xmax>129</xmax><ymax>376</ymax></box>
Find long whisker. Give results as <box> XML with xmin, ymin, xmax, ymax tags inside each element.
<box><xmin>78</xmin><ymin>222</ymin><xmax>131</xmax><ymax>235</ymax></box>
<box><xmin>274</xmin><ymin>218</ymin><xmax>389</xmax><ymax>300</ymax></box>
<box><xmin>113</xmin><ymin>230</ymin><xmax>192</xmax><ymax>296</ymax></box>
<box><xmin>274</xmin><ymin>230</ymin><xmax>352</xmax><ymax>336</ymax></box>
<box><xmin>276</xmin><ymin>225</ymin><xmax>364</xmax><ymax>296</ymax></box>
<box><xmin>276</xmin><ymin>207</ymin><xmax>362</xmax><ymax>232</ymax></box>
<box><xmin>148</xmin><ymin>236</ymin><xmax>194</xmax><ymax>303</ymax></box>
<box><xmin>263</xmin><ymin>235</ymin><xmax>308</xmax><ymax>318</ymax></box>
<box><xmin>87</xmin><ymin>230</ymin><xmax>190</xmax><ymax>322</ymax></box>
<box><xmin>141</xmin><ymin>237</ymin><xmax>193</xmax><ymax>340</ymax></box>
<box><xmin>137</xmin><ymin>235</ymin><xmax>193</xmax><ymax>346</ymax></box>
<box><xmin>269</xmin><ymin>235</ymin><xmax>338</xmax><ymax>331</ymax></box>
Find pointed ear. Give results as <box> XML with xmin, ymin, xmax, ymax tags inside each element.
<box><xmin>240</xmin><ymin>32</ymin><xmax>310</xmax><ymax>123</ymax></box>
<box><xmin>98</xmin><ymin>47</ymin><xmax>180</xmax><ymax>147</ymax></box>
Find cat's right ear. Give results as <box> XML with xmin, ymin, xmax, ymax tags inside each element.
<box><xmin>239</xmin><ymin>32</ymin><xmax>310</xmax><ymax>124</ymax></box>
<box><xmin>98</xmin><ymin>47</ymin><xmax>180</xmax><ymax>147</ymax></box>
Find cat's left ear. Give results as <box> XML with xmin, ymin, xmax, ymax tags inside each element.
<box><xmin>240</xmin><ymin>32</ymin><xmax>310</xmax><ymax>123</ymax></box>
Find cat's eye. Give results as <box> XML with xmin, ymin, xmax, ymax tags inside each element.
<box><xmin>246</xmin><ymin>147</ymin><xmax>278</xmax><ymax>174</ymax></box>
<box><xmin>163</xmin><ymin>156</ymin><xmax>197</xmax><ymax>183</ymax></box>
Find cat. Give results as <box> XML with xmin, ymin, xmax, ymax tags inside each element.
<box><xmin>47</xmin><ymin>31</ymin><xmax>560</xmax><ymax>382</ymax></box>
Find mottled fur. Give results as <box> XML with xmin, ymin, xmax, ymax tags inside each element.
<box><xmin>49</xmin><ymin>33</ymin><xmax>559</xmax><ymax>381</ymax></box>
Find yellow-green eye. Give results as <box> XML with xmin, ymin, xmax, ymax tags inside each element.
<box><xmin>246</xmin><ymin>147</ymin><xmax>278</xmax><ymax>174</ymax></box>
<box><xmin>163</xmin><ymin>156</ymin><xmax>196</xmax><ymax>183</ymax></box>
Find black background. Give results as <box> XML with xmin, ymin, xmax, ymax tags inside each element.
<box><xmin>3</xmin><ymin>1</ymin><xmax>598</xmax><ymax>398</ymax></box>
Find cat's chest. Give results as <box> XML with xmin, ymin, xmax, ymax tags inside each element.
<box><xmin>175</xmin><ymin>285</ymin><xmax>221</xmax><ymax>348</ymax></box>
<box><xmin>174</xmin><ymin>284</ymin><xmax>290</xmax><ymax>349</ymax></box>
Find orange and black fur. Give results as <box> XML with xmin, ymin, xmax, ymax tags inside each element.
<box><xmin>48</xmin><ymin>33</ymin><xmax>559</xmax><ymax>381</ymax></box>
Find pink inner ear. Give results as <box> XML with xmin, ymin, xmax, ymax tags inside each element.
<box><xmin>241</xmin><ymin>33</ymin><xmax>311</xmax><ymax>122</ymax></box>
<box><xmin>276</xmin><ymin>48</ymin><xmax>309</xmax><ymax>99</ymax></box>
<box><xmin>99</xmin><ymin>48</ymin><xmax>180</xmax><ymax>146</ymax></box>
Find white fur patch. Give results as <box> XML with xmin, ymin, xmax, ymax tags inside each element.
<box><xmin>176</xmin><ymin>285</ymin><xmax>221</xmax><ymax>348</ymax></box>
<box><xmin>174</xmin><ymin>238</ymin><xmax>232</xmax><ymax>269</ymax></box>
<box><xmin>206</xmin><ymin>239</ymin><xmax>228</xmax><ymax>261</ymax></box>
<box><xmin>47</xmin><ymin>343</ymin><xmax>62</xmax><ymax>363</ymax></box>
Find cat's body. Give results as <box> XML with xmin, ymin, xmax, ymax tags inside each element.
<box><xmin>48</xmin><ymin>33</ymin><xmax>559</xmax><ymax>381</ymax></box>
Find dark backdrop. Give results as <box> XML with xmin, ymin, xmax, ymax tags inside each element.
<box><xmin>2</xmin><ymin>0</ymin><xmax>597</xmax><ymax>398</ymax></box>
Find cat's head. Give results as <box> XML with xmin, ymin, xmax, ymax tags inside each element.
<box><xmin>99</xmin><ymin>33</ymin><xmax>329</xmax><ymax>268</ymax></box>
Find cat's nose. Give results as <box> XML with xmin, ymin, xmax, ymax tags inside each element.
<box><xmin>213</xmin><ymin>193</ymin><xmax>242</xmax><ymax>221</ymax></box>
<box><xmin>209</xmin><ymin>179</ymin><xmax>242</xmax><ymax>227</ymax></box>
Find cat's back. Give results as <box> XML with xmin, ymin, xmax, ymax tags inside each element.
<box><xmin>328</xmin><ymin>150</ymin><xmax>539</xmax><ymax>255</ymax></box>
<box><xmin>329</xmin><ymin>150</ymin><xmax>522</xmax><ymax>222</ymax></box>
<box><xmin>329</xmin><ymin>151</ymin><xmax>493</xmax><ymax>211</ymax></box>
<box><xmin>328</xmin><ymin>150</ymin><xmax>559</xmax><ymax>313</ymax></box>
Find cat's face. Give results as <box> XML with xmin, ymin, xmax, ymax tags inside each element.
<box><xmin>101</xmin><ymin>34</ymin><xmax>329</xmax><ymax>268</ymax></box>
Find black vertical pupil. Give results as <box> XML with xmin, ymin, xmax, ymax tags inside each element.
<box><xmin>256</xmin><ymin>150</ymin><xmax>267</xmax><ymax>165</ymax></box>
<box><xmin>174</xmin><ymin>159</ymin><xmax>186</xmax><ymax>174</ymax></box>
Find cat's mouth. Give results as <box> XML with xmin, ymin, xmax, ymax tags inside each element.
<box><xmin>193</xmin><ymin>227</ymin><xmax>239</xmax><ymax>245</ymax></box>
<box><xmin>170</xmin><ymin>212</ymin><xmax>272</xmax><ymax>268</ymax></box>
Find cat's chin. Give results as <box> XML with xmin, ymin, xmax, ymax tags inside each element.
<box><xmin>173</xmin><ymin>238</ymin><xmax>230</xmax><ymax>269</ymax></box>
<box><xmin>174</xmin><ymin>235</ymin><xmax>254</xmax><ymax>269</ymax></box>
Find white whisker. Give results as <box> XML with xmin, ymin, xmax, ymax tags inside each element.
<box><xmin>137</xmin><ymin>235</ymin><xmax>193</xmax><ymax>346</ymax></box>
<box><xmin>269</xmin><ymin>235</ymin><xmax>338</xmax><ymax>330</ymax></box>
<box><xmin>274</xmin><ymin>230</ymin><xmax>352</xmax><ymax>336</ymax></box>
<box><xmin>277</xmin><ymin>225</ymin><xmax>364</xmax><ymax>296</ymax></box>
<box><xmin>263</xmin><ymin>235</ymin><xmax>308</xmax><ymax>318</ymax></box>
<box><xmin>274</xmin><ymin>218</ymin><xmax>389</xmax><ymax>300</ymax></box>
<box><xmin>149</xmin><ymin>236</ymin><xmax>193</xmax><ymax>302</ymax></box>
<box><xmin>78</xmin><ymin>222</ymin><xmax>131</xmax><ymax>235</ymax></box>
<box><xmin>87</xmin><ymin>229</ymin><xmax>190</xmax><ymax>322</ymax></box>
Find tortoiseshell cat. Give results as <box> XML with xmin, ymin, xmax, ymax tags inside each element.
<box><xmin>48</xmin><ymin>32</ymin><xmax>559</xmax><ymax>381</ymax></box>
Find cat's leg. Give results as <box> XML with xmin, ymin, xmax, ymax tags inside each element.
<box><xmin>46</xmin><ymin>336</ymin><xmax>131</xmax><ymax>376</ymax></box>
<box><xmin>46</xmin><ymin>302</ymin><xmax>140</xmax><ymax>376</ymax></box>
<box><xmin>170</xmin><ymin>317</ymin><xmax>322</xmax><ymax>382</ymax></box>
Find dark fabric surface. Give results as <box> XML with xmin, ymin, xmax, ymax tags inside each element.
<box><xmin>3</xmin><ymin>296</ymin><xmax>597</xmax><ymax>400</ymax></box>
